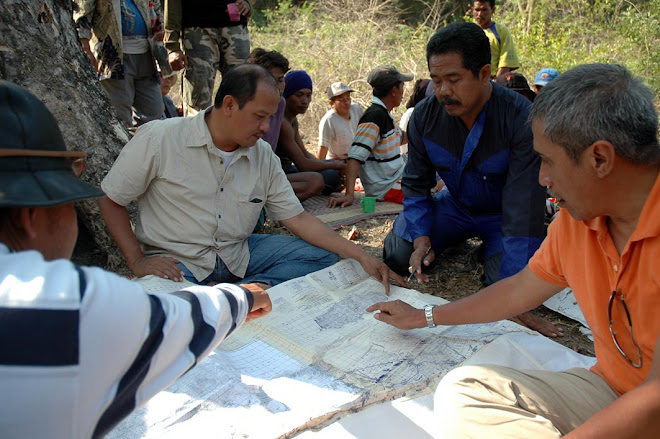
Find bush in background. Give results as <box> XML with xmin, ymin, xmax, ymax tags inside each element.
<box><xmin>251</xmin><ymin>0</ymin><xmax>659</xmax><ymax>145</ymax></box>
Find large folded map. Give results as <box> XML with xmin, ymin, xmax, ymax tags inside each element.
<box><xmin>110</xmin><ymin>259</ymin><xmax>530</xmax><ymax>438</ymax></box>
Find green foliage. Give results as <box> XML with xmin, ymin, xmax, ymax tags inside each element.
<box><xmin>252</xmin><ymin>0</ymin><xmax>434</xmax><ymax>138</ymax></box>
<box><xmin>251</xmin><ymin>0</ymin><xmax>660</xmax><ymax>141</ymax></box>
<box><xmin>496</xmin><ymin>0</ymin><xmax>660</xmax><ymax>94</ymax></box>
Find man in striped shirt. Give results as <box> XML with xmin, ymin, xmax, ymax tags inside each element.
<box><xmin>329</xmin><ymin>65</ymin><xmax>413</xmax><ymax>208</ymax></box>
<box><xmin>0</xmin><ymin>80</ymin><xmax>272</xmax><ymax>438</ymax></box>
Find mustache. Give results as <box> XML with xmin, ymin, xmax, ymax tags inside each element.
<box><xmin>439</xmin><ymin>97</ymin><xmax>461</xmax><ymax>106</ymax></box>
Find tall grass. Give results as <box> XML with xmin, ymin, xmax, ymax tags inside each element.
<box><xmin>251</xmin><ymin>0</ymin><xmax>659</xmax><ymax>145</ymax></box>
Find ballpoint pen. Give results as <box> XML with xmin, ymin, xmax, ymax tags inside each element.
<box><xmin>408</xmin><ymin>246</ymin><xmax>432</xmax><ymax>282</ymax></box>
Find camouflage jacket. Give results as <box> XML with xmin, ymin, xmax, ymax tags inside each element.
<box><xmin>72</xmin><ymin>0</ymin><xmax>164</xmax><ymax>80</ymax></box>
<box><xmin>163</xmin><ymin>0</ymin><xmax>254</xmax><ymax>52</ymax></box>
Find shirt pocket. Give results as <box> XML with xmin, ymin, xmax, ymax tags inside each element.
<box><xmin>479</xmin><ymin>150</ymin><xmax>509</xmax><ymax>186</ymax></box>
<box><xmin>237</xmin><ymin>193</ymin><xmax>266</xmax><ymax>230</ymax></box>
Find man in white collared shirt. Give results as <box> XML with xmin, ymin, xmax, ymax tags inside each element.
<box><xmin>99</xmin><ymin>64</ymin><xmax>403</xmax><ymax>291</ymax></box>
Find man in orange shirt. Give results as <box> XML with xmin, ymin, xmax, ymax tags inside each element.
<box><xmin>367</xmin><ymin>63</ymin><xmax>660</xmax><ymax>438</ymax></box>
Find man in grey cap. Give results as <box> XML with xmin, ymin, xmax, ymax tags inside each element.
<box><xmin>329</xmin><ymin>65</ymin><xmax>413</xmax><ymax>207</ymax></box>
<box><xmin>0</xmin><ymin>80</ymin><xmax>272</xmax><ymax>437</ymax></box>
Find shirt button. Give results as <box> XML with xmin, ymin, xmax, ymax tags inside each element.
<box><xmin>613</xmin><ymin>264</ymin><xmax>618</xmax><ymax>272</ymax></box>
<box><xmin>220</xmin><ymin>188</ymin><xmax>224</xmax><ymax>192</ymax></box>
<box><xmin>218</xmin><ymin>214</ymin><xmax>221</xmax><ymax>219</ymax></box>
<box><xmin>483</xmin><ymin>176</ymin><xmax>487</xmax><ymax>180</ymax></box>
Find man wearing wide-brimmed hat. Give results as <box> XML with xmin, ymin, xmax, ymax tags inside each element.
<box><xmin>0</xmin><ymin>80</ymin><xmax>271</xmax><ymax>438</ymax></box>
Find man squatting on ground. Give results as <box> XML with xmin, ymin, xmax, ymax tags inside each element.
<box><xmin>370</xmin><ymin>63</ymin><xmax>660</xmax><ymax>438</ymax></box>
<box><xmin>383</xmin><ymin>23</ymin><xmax>559</xmax><ymax>337</ymax></box>
<box><xmin>98</xmin><ymin>64</ymin><xmax>402</xmax><ymax>291</ymax></box>
<box><xmin>0</xmin><ymin>80</ymin><xmax>272</xmax><ymax>437</ymax></box>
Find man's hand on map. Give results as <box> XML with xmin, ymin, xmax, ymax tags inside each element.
<box><xmin>366</xmin><ymin>299</ymin><xmax>426</xmax><ymax>330</ymax></box>
<box><xmin>241</xmin><ymin>283</ymin><xmax>273</xmax><ymax>321</ymax></box>
<box><xmin>130</xmin><ymin>255</ymin><xmax>186</xmax><ymax>282</ymax></box>
<box><xmin>358</xmin><ymin>255</ymin><xmax>405</xmax><ymax>296</ymax></box>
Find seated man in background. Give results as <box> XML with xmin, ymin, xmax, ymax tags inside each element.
<box><xmin>317</xmin><ymin>81</ymin><xmax>363</xmax><ymax>161</ymax></box>
<box><xmin>494</xmin><ymin>71</ymin><xmax>536</xmax><ymax>102</ymax></box>
<box><xmin>0</xmin><ymin>80</ymin><xmax>272</xmax><ymax>437</ymax></box>
<box><xmin>160</xmin><ymin>73</ymin><xmax>181</xmax><ymax>118</ymax></box>
<box><xmin>98</xmin><ymin>64</ymin><xmax>401</xmax><ymax>292</ymax></box>
<box><xmin>246</xmin><ymin>47</ymin><xmax>289</xmax><ymax>151</ymax></box>
<box><xmin>399</xmin><ymin>78</ymin><xmax>431</xmax><ymax>155</ymax></box>
<box><xmin>369</xmin><ymin>63</ymin><xmax>660</xmax><ymax>439</ymax></box>
<box><xmin>383</xmin><ymin>23</ymin><xmax>557</xmax><ymax>336</ymax></box>
<box><xmin>533</xmin><ymin>67</ymin><xmax>560</xmax><ymax>94</ymax></box>
<box><xmin>279</xmin><ymin>70</ymin><xmax>345</xmax><ymax>200</ymax></box>
<box><xmin>329</xmin><ymin>65</ymin><xmax>413</xmax><ymax>207</ymax></box>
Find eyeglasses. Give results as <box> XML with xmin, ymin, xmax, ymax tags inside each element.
<box><xmin>0</xmin><ymin>148</ymin><xmax>86</xmax><ymax>177</ymax></box>
<box><xmin>607</xmin><ymin>289</ymin><xmax>642</xmax><ymax>368</ymax></box>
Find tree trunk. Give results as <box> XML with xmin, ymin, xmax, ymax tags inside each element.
<box><xmin>0</xmin><ymin>0</ymin><xmax>130</xmax><ymax>271</ymax></box>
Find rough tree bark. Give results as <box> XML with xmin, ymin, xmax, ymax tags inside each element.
<box><xmin>0</xmin><ymin>0</ymin><xmax>131</xmax><ymax>270</ymax></box>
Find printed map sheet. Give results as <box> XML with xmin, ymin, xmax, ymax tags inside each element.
<box><xmin>110</xmin><ymin>260</ymin><xmax>531</xmax><ymax>438</ymax></box>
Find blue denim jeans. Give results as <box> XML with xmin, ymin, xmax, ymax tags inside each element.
<box><xmin>177</xmin><ymin>234</ymin><xmax>340</xmax><ymax>286</ymax></box>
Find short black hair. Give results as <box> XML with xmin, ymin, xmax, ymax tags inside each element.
<box><xmin>475</xmin><ymin>0</ymin><xmax>496</xmax><ymax>8</ymax></box>
<box><xmin>373</xmin><ymin>82</ymin><xmax>401</xmax><ymax>99</ymax></box>
<box><xmin>246</xmin><ymin>48</ymin><xmax>290</xmax><ymax>73</ymax></box>
<box><xmin>214</xmin><ymin>64</ymin><xmax>279</xmax><ymax>109</ymax></box>
<box><xmin>426</xmin><ymin>22</ymin><xmax>491</xmax><ymax>78</ymax></box>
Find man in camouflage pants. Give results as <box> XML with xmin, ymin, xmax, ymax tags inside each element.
<box><xmin>164</xmin><ymin>0</ymin><xmax>252</xmax><ymax>115</ymax></box>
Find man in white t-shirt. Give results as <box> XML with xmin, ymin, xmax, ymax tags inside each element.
<box><xmin>317</xmin><ymin>81</ymin><xmax>363</xmax><ymax>161</ymax></box>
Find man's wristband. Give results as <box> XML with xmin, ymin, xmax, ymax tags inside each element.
<box><xmin>424</xmin><ymin>305</ymin><xmax>436</xmax><ymax>328</ymax></box>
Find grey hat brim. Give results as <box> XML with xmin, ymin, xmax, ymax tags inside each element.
<box><xmin>0</xmin><ymin>167</ymin><xmax>104</xmax><ymax>207</ymax></box>
<box><xmin>399</xmin><ymin>72</ymin><xmax>415</xmax><ymax>82</ymax></box>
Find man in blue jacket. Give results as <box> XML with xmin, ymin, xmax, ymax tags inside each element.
<box><xmin>383</xmin><ymin>22</ymin><xmax>560</xmax><ymax>337</ymax></box>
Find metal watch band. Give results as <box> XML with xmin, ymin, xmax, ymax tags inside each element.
<box><xmin>424</xmin><ymin>305</ymin><xmax>436</xmax><ymax>328</ymax></box>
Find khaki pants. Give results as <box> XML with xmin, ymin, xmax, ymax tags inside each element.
<box><xmin>434</xmin><ymin>365</ymin><xmax>618</xmax><ymax>438</ymax></box>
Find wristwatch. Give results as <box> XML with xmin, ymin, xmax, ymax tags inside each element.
<box><xmin>424</xmin><ymin>305</ymin><xmax>436</xmax><ymax>328</ymax></box>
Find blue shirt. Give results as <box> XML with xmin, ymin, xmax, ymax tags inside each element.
<box><xmin>398</xmin><ymin>83</ymin><xmax>546</xmax><ymax>279</ymax></box>
<box><xmin>121</xmin><ymin>0</ymin><xmax>148</xmax><ymax>37</ymax></box>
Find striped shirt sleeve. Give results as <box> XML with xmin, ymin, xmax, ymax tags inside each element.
<box><xmin>0</xmin><ymin>249</ymin><xmax>255</xmax><ymax>438</ymax></box>
<box><xmin>348</xmin><ymin>122</ymin><xmax>380</xmax><ymax>163</ymax></box>
<box><xmin>83</xmin><ymin>267</ymin><xmax>254</xmax><ymax>437</ymax></box>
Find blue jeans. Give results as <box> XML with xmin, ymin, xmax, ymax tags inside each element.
<box><xmin>177</xmin><ymin>234</ymin><xmax>340</xmax><ymax>286</ymax></box>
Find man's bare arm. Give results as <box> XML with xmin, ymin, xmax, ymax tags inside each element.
<box><xmin>565</xmin><ymin>334</ymin><xmax>660</xmax><ymax>439</ymax></box>
<box><xmin>280</xmin><ymin>211</ymin><xmax>404</xmax><ymax>295</ymax></box>
<box><xmin>328</xmin><ymin>158</ymin><xmax>360</xmax><ymax>208</ymax></box>
<box><xmin>279</xmin><ymin>120</ymin><xmax>344</xmax><ymax>173</ymax></box>
<box><xmin>367</xmin><ymin>266</ymin><xmax>563</xmax><ymax>329</ymax></box>
<box><xmin>97</xmin><ymin>196</ymin><xmax>185</xmax><ymax>281</ymax></box>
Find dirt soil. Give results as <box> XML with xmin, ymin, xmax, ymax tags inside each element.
<box><xmin>264</xmin><ymin>213</ymin><xmax>595</xmax><ymax>357</ymax></box>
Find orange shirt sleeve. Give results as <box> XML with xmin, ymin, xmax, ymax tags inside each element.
<box><xmin>528</xmin><ymin>210</ymin><xmax>571</xmax><ymax>287</ymax></box>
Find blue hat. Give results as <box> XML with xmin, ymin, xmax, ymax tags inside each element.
<box><xmin>283</xmin><ymin>70</ymin><xmax>313</xmax><ymax>99</ymax></box>
<box><xmin>534</xmin><ymin>68</ymin><xmax>560</xmax><ymax>87</ymax></box>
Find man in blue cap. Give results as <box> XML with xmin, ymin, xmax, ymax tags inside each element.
<box><xmin>0</xmin><ymin>80</ymin><xmax>272</xmax><ymax>437</ymax></box>
<box><xmin>533</xmin><ymin>67</ymin><xmax>560</xmax><ymax>94</ymax></box>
